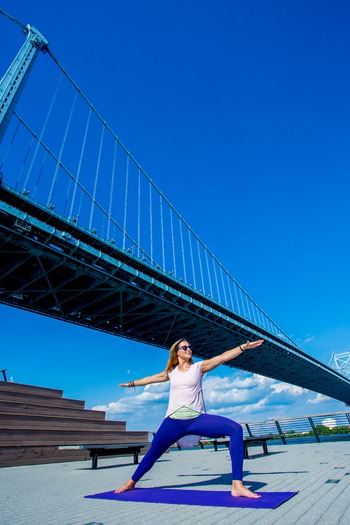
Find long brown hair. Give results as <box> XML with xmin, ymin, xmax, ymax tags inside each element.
<box><xmin>165</xmin><ymin>338</ymin><xmax>194</xmax><ymax>372</ymax></box>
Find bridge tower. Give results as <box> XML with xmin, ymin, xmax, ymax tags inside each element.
<box><xmin>329</xmin><ymin>351</ymin><xmax>350</xmax><ymax>379</ymax></box>
<box><xmin>0</xmin><ymin>10</ymin><xmax>49</xmax><ymax>142</ymax></box>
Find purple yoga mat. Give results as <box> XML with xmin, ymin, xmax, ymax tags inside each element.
<box><xmin>85</xmin><ymin>488</ymin><xmax>298</xmax><ymax>509</ymax></box>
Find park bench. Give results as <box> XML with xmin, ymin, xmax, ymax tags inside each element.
<box><xmin>82</xmin><ymin>442</ymin><xmax>151</xmax><ymax>469</ymax></box>
<box><xmin>213</xmin><ymin>435</ymin><xmax>272</xmax><ymax>458</ymax></box>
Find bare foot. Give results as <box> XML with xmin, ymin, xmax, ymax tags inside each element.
<box><xmin>114</xmin><ymin>479</ymin><xmax>136</xmax><ymax>494</ymax></box>
<box><xmin>231</xmin><ymin>480</ymin><xmax>261</xmax><ymax>498</ymax></box>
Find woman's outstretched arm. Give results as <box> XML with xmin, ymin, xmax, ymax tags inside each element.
<box><xmin>120</xmin><ymin>370</ymin><xmax>169</xmax><ymax>388</ymax></box>
<box><xmin>202</xmin><ymin>339</ymin><xmax>264</xmax><ymax>373</ymax></box>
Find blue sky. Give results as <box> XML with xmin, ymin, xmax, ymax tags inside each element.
<box><xmin>1</xmin><ymin>1</ymin><xmax>350</xmax><ymax>431</ymax></box>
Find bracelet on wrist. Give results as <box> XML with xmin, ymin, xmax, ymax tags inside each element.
<box><xmin>128</xmin><ymin>380</ymin><xmax>135</xmax><ymax>387</ymax></box>
<box><xmin>239</xmin><ymin>345</ymin><xmax>244</xmax><ymax>352</ymax></box>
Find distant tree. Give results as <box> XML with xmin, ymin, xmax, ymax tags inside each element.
<box><xmin>314</xmin><ymin>425</ymin><xmax>331</xmax><ymax>435</ymax></box>
<box><xmin>314</xmin><ymin>425</ymin><xmax>350</xmax><ymax>436</ymax></box>
<box><xmin>333</xmin><ymin>425</ymin><xmax>350</xmax><ymax>434</ymax></box>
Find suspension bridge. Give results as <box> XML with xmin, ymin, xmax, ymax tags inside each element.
<box><xmin>0</xmin><ymin>10</ymin><xmax>350</xmax><ymax>404</ymax></box>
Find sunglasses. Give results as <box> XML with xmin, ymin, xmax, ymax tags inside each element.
<box><xmin>178</xmin><ymin>345</ymin><xmax>193</xmax><ymax>352</ymax></box>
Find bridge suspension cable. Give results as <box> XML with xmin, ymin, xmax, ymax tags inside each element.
<box><xmin>0</xmin><ymin>16</ymin><xmax>297</xmax><ymax>348</ymax></box>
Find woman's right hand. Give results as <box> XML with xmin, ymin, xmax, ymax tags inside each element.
<box><xmin>119</xmin><ymin>371</ymin><xmax>169</xmax><ymax>388</ymax></box>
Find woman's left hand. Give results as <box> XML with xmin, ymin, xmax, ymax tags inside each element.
<box><xmin>243</xmin><ymin>339</ymin><xmax>264</xmax><ymax>351</ymax></box>
<box><xmin>202</xmin><ymin>338</ymin><xmax>265</xmax><ymax>373</ymax></box>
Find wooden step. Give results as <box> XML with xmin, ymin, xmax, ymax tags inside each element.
<box><xmin>0</xmin><ymin>380</ymin><xmax>145</xmax><ymax>468</ymax></box>
<box><xmin>0</xmin><ymin>390</ymin><xmax>85</xmax><ymax>409</ymax></box>
<box><xmin>0</xmin><ymin>446</ymin><xmax>90</xmax><ymax>467</ymax></box>
<box><xmin>0</xmin><ymin>429</ymin><xmax>149</xmax><ymax>447</ymax></box>
<box><xmin>0</xmin><ymin>400</ymin><xmax>106</xmax><ymax>420</ymax></box>
<box><xmin>0</xmin><ymin>381</ymin><xmax>63</xmax><ymax>398</ymax></box>
<box><xmin>0</xmin><ymin>414</ymin><xmax>126</xmax><ymax>432</ymax></box>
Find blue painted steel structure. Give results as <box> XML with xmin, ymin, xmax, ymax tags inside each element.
<box><xmin>0</xmin><ymin>10</ymin><xmax>350</xmax><ymax>404</ymax></box>
<box><xmin>0</xmin><ymin>13</ymin><xmax>48</xmax><ymax>142</ymax></box>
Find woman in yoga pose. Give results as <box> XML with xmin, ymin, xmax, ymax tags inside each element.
<box><xmin>116</xmin><ymin>338</ymin><xmax>264</xmax><ymax>498</ymax></box>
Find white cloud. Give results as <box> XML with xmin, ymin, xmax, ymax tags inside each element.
<box><xmin>270</xmin><ymin>383</ymin><xmax>305</xmax><ymax>396</ymax></box>
<box><xmin>307</xmin><ymin>393</ymin><xmax>332</xmax><ymax>405</ymax></box>
<box><xmin>91</xmin><ymin>382</ymin><xmax>170</xmax><ymax>429</ymax></box>
<box><xmin>203</xmin><ymin>372</ymin><xmax>345</xmax><ymax>420</ymax></box>
<box><xmin>91</xmin><ymin>405</ymin><xmax>107</xmax><ymax>412</ymax></box>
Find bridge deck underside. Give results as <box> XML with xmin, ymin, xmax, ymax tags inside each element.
<box><xmin>1</xmin><ymin>190</ymin><xmax>350</xmax><ymax>405</ymax></box>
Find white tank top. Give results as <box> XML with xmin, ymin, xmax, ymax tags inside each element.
<box><xmin>165</xmin><ymin>361</ymin><xmax>206</xmax><ymax>418</ymax></box>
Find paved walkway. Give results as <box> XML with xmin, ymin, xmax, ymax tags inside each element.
<box><xmin>1</xmin><ymin>442</ymin><xmax>350</xmax><ymax>525</ymax></box>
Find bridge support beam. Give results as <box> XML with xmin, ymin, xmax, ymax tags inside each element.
<box><xmin>0</xmin><ymin>23</ymin><xmax>48</xmax><ymax>143</ymax></box>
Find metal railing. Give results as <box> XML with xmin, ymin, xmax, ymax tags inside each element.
<box><xmin>241</xmin><ymin>410</ymin><xmax>350</xmax><ymax>444</ymax></box>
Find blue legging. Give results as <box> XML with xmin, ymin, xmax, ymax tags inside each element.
<box><xmin>132</xmin><ymin>414</ymin><xmax>244</xmax><ymax>482</ymax></box>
